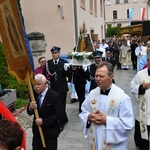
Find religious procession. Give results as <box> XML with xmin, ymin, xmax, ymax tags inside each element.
<box><xmin>0</xmin><ymin>1</ymin><xmax>150</xmax><ymax>150</ymax></box>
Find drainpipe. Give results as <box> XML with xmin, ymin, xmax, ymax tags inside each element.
<box><xmin>73</xmin><ymin>0</ymin><xmax>78</xmax><ymax>44</ymax></box>
<box><xmin>103</xmin><ymin>0</ymin><xmax>106</xmax><ymax>39</ymax></box>
<box><xmin>147</xmin><ymin>1</ymin><xmax>150</xmax><ymax>20</ymax></box>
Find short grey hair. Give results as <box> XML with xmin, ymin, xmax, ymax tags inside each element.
<box><xmin>35</xmin><ymin>74</ymin><xmax>47</xmax><ymax>83</ymax></box>
<box><xmin>96</xmin><ymin>61</ymin><xmax>114</xmax><ymax>76</ymax></box>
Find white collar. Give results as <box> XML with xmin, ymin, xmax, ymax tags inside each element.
<box><xmin>40</xmin><ymin>87</ymin><xmax>48</xmax><ymax>97</ymax></box>
<box><xmin>53</xmin><ymin>59</ymin><xmax>59</xmax><ymax>63</ymax></box>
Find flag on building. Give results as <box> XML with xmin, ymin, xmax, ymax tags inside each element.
<box><xmin>140</xmin><ymin>7</ymin><xmax>146</xmax><ymax>21</ymax></box>
<box><xmin>0</xmin><ymin>0</ymin><xmax>34</xmax><ymax>85</ymax></box>
<box><xmin>129</xmin><ymin>8</ymin><xmax>134</xmax><ymax>19</ymax></box>
<box><xmin>128</xmin><ymin>8</ymin><xmax>134</xmax><ymax>26</ymax></box>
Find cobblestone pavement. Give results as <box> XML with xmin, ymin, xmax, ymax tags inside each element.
<box><xmin>15</xmin><ymin>109</ymin><xmax>33</xmax><ymax>130</ymax></box>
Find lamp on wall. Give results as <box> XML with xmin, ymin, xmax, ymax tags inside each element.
<box><xmin>58</xmin><ymin>4</ymin><xmax>64</xmax><ymax>18</ymax></box>
<box><xmin>60</xmin><ymin>5</ymin><xmax>64</xmax><ymax>18</ymax></box>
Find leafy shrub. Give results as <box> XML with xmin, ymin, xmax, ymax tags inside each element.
<box><xmin>0</xmin><ymin>42</ymin><xmax>29</xmax><ymax>99</ymax></box>
<box><xmin>15</xmin><ymin>98</ymin><xmax>29</xmax><ymax>109</ymax></box>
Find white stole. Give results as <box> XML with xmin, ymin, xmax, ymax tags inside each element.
<box><xmin>139</xmin><ymin>69</ymin><xmax>150</xmax><ymax>141</ymax></box>
<box><xmin>89</xmin><ymin>84</ymin><xmax>124</xmax><ymax>150</ymax></box>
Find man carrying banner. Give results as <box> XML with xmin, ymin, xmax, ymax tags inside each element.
<box><xmin>27</xmin><ymin>74</ymin><xmax>63</xmax><ymax>150</ymax></box>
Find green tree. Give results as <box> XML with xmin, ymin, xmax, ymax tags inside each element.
<box><xmin>106</xmin><ymin>26</ymin><xmax>120</xmax><ymax>38</ymax></box>
<box><xmin>0</xmin><ymin>42</ymin><xmax>29</xmax><ymax>99</ymax></box>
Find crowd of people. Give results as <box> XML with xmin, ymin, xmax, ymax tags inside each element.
<box><xmin>29</xmin><ymin>36</ymin><xmax>150</xmax><ymax>150</ymax></box>
<box><xmin>1</xmin><ymin>36</ymin><xmax>150</xmax><ymax>150</ymax></box>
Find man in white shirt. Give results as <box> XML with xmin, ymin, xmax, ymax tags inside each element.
<box><xmin>99</xmin><ymin>39</ymin><xmax>109</xmax><ymax>61</ymax></box>
<box><xmin>79</xmin><ymin>61</ymin><xmax>134</xmax><ymax>150</ymax></box>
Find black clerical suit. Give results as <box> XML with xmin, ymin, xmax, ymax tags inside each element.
<box><xmin>70</xmin><ymin>66</ymin><xmax>87</xmax><ymax>113</ymax></box>
<box><xmin>106</xmin><ymin>56</ymin><xmax>116</xmax><ymax>69</ymax></box>
<box><xmin>131</xmin><ymin>43</ymin><xmax>138</xmax><ymax>70</ymax></box>
<box><xmin>43</xmin><ymin>58</ymin><xmax>70</xmax><ymax>127</ymax></box>
<box><xmin>27</xmin><ymin>89</ymin><xmax>63</xmax><ymax>150</ymax></box>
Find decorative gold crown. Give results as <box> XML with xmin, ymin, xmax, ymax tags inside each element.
<box><xmin>91</xmin><ymin>99</ymin><xmax>97</xmax><ymax>104</ymax></box>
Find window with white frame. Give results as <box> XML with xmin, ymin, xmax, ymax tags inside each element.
<box><xmin>89</xmin><ymin>0</ymin><xmax>93</xmax><ymax>14</ymax></box>
<box><xmin>106</xmin><ymin>0</ymin><xmax>111</xmax><ymax>5</ymax></box>
<box><xmin>115</xmin><ymin>0</ymin><xmax>120</xmax><ymax>4</ymax></box>
<box><xmin>124</xmin><ymin>0</ymin><xmax>128</xmax><ymax>3</ymax></box>
<box><xmin>94</xmin><ymin>0</ymin><xmax>97</xmax><ymax>16</ymax></box>
<box><xmin>113</xmin><ymin>10</ymin><xmax>117</xmax><ymax>19</ymax></box>
<box><xmin>100</xmin><ymin>0</ymin><xmax>103</xmax><ymax>16</ymax></box>
<box><xmin>81</xmin><ymin>0</ymin><xmax>85</xmax><ymax>5</ymax></box>
<box><xmin>80</xmin><ymin>0</ymin><xmax>86</xmax><ymax>9</ymax></box>
<box><xmin>133</xmin><ymin>0</ymin><xmax>138</xmax><ymax>2</ymax></box>
<box><xmin>127</xmin><ymin>9</ymin><xmax>129</xmax><ymax>18</ymax></box>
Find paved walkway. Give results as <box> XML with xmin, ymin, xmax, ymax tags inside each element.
<box><xmin>17</xmin><ymin>67</ymin><xmax>139</xmax><ymax>150</ymax></box>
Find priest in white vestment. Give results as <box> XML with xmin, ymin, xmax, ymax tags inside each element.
<box><xmin>130</xmin><ymin>55</ymin><xmax>150</xmax><ymax>150</ymax></box>
<box><xmin>119</xmin><ymin>40</ymin><xmax>131</xmax><ymax>70</ymax></box>
<box><xmin>79</xmin><ymin>62</ymin><xmax>134</xmax><ymax>150</ymax></box>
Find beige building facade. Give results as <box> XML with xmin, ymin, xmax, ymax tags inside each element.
<box><xmin>105</xmin><ymin>0</ymin><xmax>149</xmax><ymax>28</ymax></box>
<box><xmin>20</xmin><ymin>0</ymin><xmax>105</xmax><ymax>67</ymax></box>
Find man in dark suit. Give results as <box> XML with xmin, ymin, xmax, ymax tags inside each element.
<box><xmin>27</xmin><ymin>74</ymin><xmax>63</xmax><ymax>150</ymax></box>
<box><xmin>85</xmin><ymin>50</ymin><xmax>103</xmax><ymax>91</ymax></box>
<box><xmin>69</xmin><ymin>65</ymin><xmax>87</xmax><ymax>113</ymax></box>
<box><xmin>105</xmin><ymin>47</ymin><xmax>116</xmax><ymax>69</ymax></box>
<box><xmin>130</xmin><ymin>39</ymin><xmax>138</xmax><ymax>70</ymax></box>
<box><xmin>43</xmin><ymin>46</ymin><xmax>70</xmax><ymax>131</ymax></box>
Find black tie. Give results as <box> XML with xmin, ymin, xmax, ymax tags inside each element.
<box><xmin>100</xmin><ymin>88</ymin><xmax>111</xmax><ymax>95</ymax></box>
<box><xmin>55</xmin><ymin>60</ymin><xmax>57</xmax><ymax>65</ymax></box>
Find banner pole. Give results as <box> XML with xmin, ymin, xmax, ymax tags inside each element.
<box><xmin>27</xmin><ymin>73</ymin><xmax>46</xmax><ymax>148</ymax></box>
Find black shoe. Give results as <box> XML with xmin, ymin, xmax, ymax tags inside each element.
<box><xmin>70</xmin><ymin>99</ymin><xmax>78</xmax><ymax>103</ymax></box>
<box><xmin>60</xmin><ymin>120</ymin><xmax>68</xmax><ymax>127</ymax></box>
<box><xmin>59</xmin><ymin>124</ymin><xmax>64</xmax><ymax>133</ymax></box>
<box><xmin>59</xmin><ymin>126</ymin><xmax>64</xmax><ymax>133</ymax></box>
<box><xmin>64</xmin><ymin>119</ymin><xmax>68</xmax><ymax>125</ymax></box>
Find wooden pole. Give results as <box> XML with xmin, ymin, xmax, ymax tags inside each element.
<box><xmin>27</xmin><ymin>73</ymin><xmax>46</xmax><ymax>148</ymax></box>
